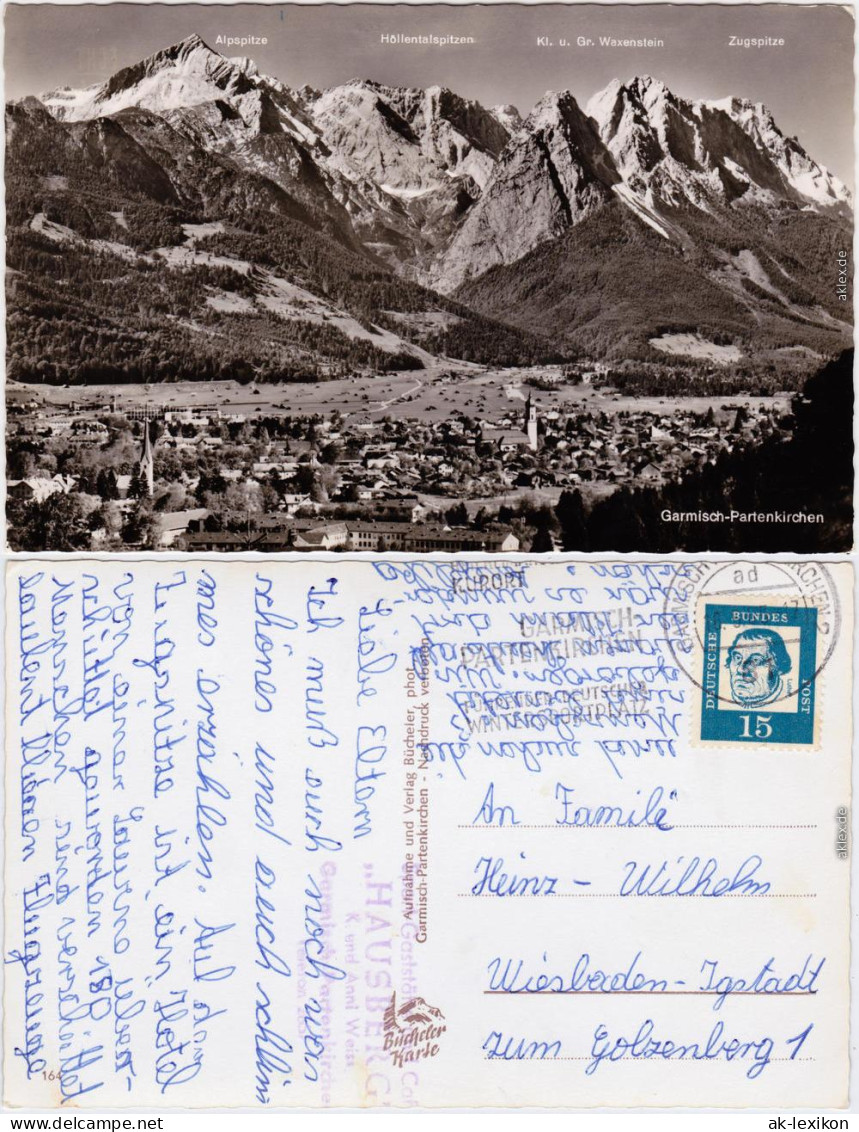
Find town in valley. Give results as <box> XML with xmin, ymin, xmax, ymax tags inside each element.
<box><xmin>7</xmin><ymin>360</ymin><xmax>792</xmax><ymax>552</ymax></box>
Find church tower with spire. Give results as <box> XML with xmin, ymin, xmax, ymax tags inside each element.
<box><xmin>524</xmin><ymin>394</ymin><xmax>538</xmax><ymax>451</ymax></box>
<box><xmin>139</xmin><ymin>414</ymin><xmax>155</xmax><ymax>497</ymax></box>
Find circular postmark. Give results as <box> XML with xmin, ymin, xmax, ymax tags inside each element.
<box><xmin>662</xmin><ymin>561</ymin><xmax>841</xmax><ymax>710</ymax></box>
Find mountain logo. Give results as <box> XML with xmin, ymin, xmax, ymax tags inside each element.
<box><xmin>382</xmin><ymin>992</ymin><xmax>447</xmax><ymax>1069</ymax></box>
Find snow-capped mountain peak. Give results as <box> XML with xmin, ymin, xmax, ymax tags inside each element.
<box><xmin>310</xmin><ymin>77</ymin><xmax>511</xmax><ymax>194</ymax></box>
<box><xmin>585</xmin><ymin>74</ymin><xmax>670</xmax><ymax>127</ymax></box>
<box><xmin>702</xmin><ymin>95</ymin><xmax>852</xmax><ymax>211</ymax></box>
<box><xmin>491</xmin><ymin>104</ymin><xmax>523</xmax><ymax>133</ymax></box>
<box><xmin>586</xmin><ymin>74</ymin><xmax>851</xmax><ymax>214</ymax></box>
<box><xmin>228</xmin><ymin>55</ymin><xmax>261</xmax><ymax>79</ymax></box>
<box><xmin>29</xmin><ymin>38</ymin><xmax>851</xmax><ymax>293</ymax></box>
<box><xmin>41</xmin><ymin>34</ymin><xmax>273</xmax><ymax>121</ymax></box>
<box><xmin>164</xmin><ymin>32</ymin><xmax>210</xmax><ymax>57</ymax></box>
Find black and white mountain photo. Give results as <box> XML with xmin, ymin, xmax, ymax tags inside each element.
<box><xmin>5</xmin><ymin>2</ymin><xmax>854</xmax><ymax>553</ymax></box>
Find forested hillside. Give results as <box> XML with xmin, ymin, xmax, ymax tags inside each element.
<box><xmin>456</xmin><ymin>201</ymin><xmax>852</xmax><ymax>362</ymax></box>
<box><xmin>6</xmin><ymin>98</ymin><xmax>558</xmax><ymax>384</ymax></box>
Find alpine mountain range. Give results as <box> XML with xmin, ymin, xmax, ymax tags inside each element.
<box><xmin>6</xmin><ymin>32</ymin><xmax>853</xmax><ymax>381</ymax></box>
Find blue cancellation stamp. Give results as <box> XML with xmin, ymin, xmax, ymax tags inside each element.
<box><xmin>700</xmin><ymin>603</ymin><xmax>817</xmax><ymax>744</ymax></box>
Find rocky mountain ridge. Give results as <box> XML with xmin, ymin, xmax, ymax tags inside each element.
<box><xmin>7</xmin><ymin>34</ymin><xmax>852</xmax><ymax>373</ymax></box>
<box><xmin>33</xmin><ymin>34</ymin><xmax>851</xmax><ymax>287</ymax></box>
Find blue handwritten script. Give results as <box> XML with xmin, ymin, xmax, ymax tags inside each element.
<box><xmin>3</xmin><ymin>558</ymin><xmax>843</xmax><ymax>1108</ymax></box>
<box><xmin>253</xmin><ymin>573</ymin><xmax>298</xmax><ymax>713</ymax></box>
<box><xmin>584</xmin><ymin>1019</ymin><xmax>814</xmax><ymax>1080</ymax></box>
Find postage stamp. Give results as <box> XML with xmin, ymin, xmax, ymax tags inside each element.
<box><xmin>700</xmin><ymin>603</ymin><xmax>818</xmax><ymax>745</ymax></box>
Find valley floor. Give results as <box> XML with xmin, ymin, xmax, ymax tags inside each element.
<box><xmin>7</xmin><ymin>360</ymin><xmax>796</xmax><ymax>554</ymax></box>
<box><xmin>7</xmin><ymin>365</ymin><xmax>788</xmax><ymax>423</ymax></box>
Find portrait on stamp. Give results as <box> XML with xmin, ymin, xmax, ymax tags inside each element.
<box><xmin>725</xmin><ymin>627</ymin><xmax>794</xmax><ymax>709</ymax></box>
<box><xmin>700</xmin><ymin>603</ymin><xmax>818</xmax><ymax>744</ymax></box>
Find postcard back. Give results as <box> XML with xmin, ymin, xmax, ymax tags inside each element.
<box><xmin>3</xmin><ymin>557</ymin><xmax>852</xmax><ymax>1108</ymax></box>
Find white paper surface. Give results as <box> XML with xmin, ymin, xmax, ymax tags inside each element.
<box><xmin>3</xmin><ymin>558</ymin><xmax>852</xmax><ymax>1108</ymax></box>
